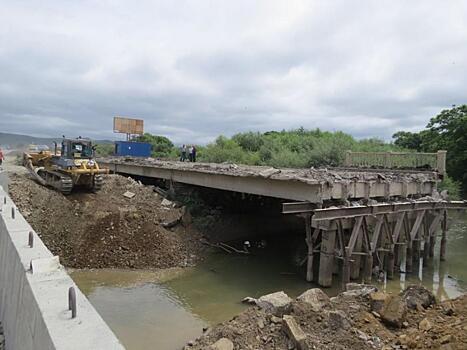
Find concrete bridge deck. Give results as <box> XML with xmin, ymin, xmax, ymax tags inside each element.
<box><xmin>99</xmin><ymin>157</ymin><xmax>439</xmax><ymax>203</ymax></box>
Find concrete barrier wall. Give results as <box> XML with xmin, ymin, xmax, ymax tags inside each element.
<box><xmin>0</xmin><ymin>186</ymin><xmax>125</xmax><ymax>350</ymax></box>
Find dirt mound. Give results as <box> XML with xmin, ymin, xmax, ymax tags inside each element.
<box><xmin>9</xmin><ymin>173</ymin><xmax>203</xmax><ymax>269</ymax></box>
<box><xmin>189</xmin><ymin>286</ymin><xmax>467</xmax><ymax>350</ymax></box>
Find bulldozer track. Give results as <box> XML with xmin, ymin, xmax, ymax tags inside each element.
<box><xmin>37</xmin><ymin>169</ymin><xmax>73</xmax><ymax>195</ymax></box>
<box><xmin>92</xmin><ymin>174</ymin><xmax>104</xmax><ymax>192</ymax></box>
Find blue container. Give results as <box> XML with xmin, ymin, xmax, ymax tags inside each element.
<box><xmin>115</xmin><ymin>141</ymin><xmax>152</xmax><ymax>157</ymax></box>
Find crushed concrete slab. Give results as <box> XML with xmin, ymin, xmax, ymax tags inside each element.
<box><xmin>259</xmin><ymin>168</ymin><xmax>281</xmax><ymax>178</ymax></box>
<box><xmin>297</xmin><ymin>288</ymin><xmax>330</xmax><ymax>312</ymax></box>
<box><xmin>283</xmin><ymin>315</ymin><xmax>308</xmax><ymax>350</ymax></box>
<box><xmin>161</xmin><ymin>198</ymin><xmax>174</xmax><ymax>207</ymax></box>
<box><xmin>257</xmin><ymin>291</ymin><xmax>292</xmax><ymax>316</ymax></box>
<box><xmin>122</xmin><ymin>191</ymin><xmax>136</xmax><ymax>199</ymax></box>
<box><xmin>380</xmin><ymin>295</ymin><xmax>407</xmax><ymax>328</ymax></box>
<box><xmin>100</xmin><ymin>157</ymin><xmax>439</xmax><ymax>187</ymax></box>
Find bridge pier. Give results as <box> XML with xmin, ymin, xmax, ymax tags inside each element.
<box><xmin>289</xmin><ymin>200</ymin><xmax>466</xmax><ymax>287</ymax></box>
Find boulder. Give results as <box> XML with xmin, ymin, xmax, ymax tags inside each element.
<box><xmin>283</xmin><ymin>315</ymin><xmax>308</xmax><ymax>350</ymax></box>
<box><xmin>257</xmin><ymin>291</ymin><xmax>292</xmax><ymax>316</ymax></box>
<box><xmin>401</xmin><ymin>285</ymin><xmax>436</xmax><ymax>310</ymax></box>
<box><xmin>327</xmin><ymin>310</ymin><xmax>351</xmax><ymax>331</ymax></box>
<box><xmin>419</xmin><ymin>318</ymin><xmax>433</xmax><ymax>331</ymax></box>
<box><xmin>380</xmin><ymin>295</ymin><xmax>407</xmax><ymax>328</ymax></box>
<box><xmin>296</xmin><ymin>288</ymin><xmax>330</xmax><ymax>312</ymax></box>
<box><xmin>241</xmin><ymin>297</ymin><xmax>257</xmax><ymax>305</ymax></box>
<box><xmin>369</xmin><ymin>292</ymin><xmax>389</xmax><ymax>314</ymax></box>
<box><xmin>209</xmin><ymin>338</ymin><xmax>234</xmax><ymax>350</ymax></box>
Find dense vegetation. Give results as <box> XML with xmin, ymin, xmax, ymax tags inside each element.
<box><xmin>198</xmin><ymin>129</ymin><xmax>399</xmax><ymax>168</ymax></box>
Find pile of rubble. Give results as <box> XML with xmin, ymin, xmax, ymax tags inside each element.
<box><xmin>187</xmin><ymin>285</ymin><xmax>466</xmax><ymax>350</ymax></box>
<box><xmin>8</xmin><ymin>173</ymin><xmax>203</xmax><ymax>269</ymax></box>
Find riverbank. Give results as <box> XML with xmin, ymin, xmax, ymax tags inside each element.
<box><xmin>8</xmin><ymin>171</ymin><xmax>205</xmax><ymax>269</ymax></box>
<box><xmin>189</xmin><ymin>284</ymin><xmax>467</xmax><ymax>350</ymax></box>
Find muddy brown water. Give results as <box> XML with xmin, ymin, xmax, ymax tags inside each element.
<box><xmin>70</xmin><ymin>213</ymin><xmax>467</xmax><ymax>350</ymax></box>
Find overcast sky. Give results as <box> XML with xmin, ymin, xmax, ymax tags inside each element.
<box><xmin>1</xmin><ymin>1</ymin><xmax>466</xmax><ymax>144</ymax></box>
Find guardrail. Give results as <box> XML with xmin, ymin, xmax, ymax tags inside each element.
<box><xmin>344</xmin><ymin>150</ymin><xmax>446</xmax><ymax>175</ymax></box>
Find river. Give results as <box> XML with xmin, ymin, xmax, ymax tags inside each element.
<box><xmin>70</xmin><ymin>213</ymin><xmax>467</xmax><ymax>350</ymax></box>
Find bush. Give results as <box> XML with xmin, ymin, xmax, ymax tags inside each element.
<box><xmin>94</xmin><ymin>143</ymin><xmax>114</xmax><ymax>157</ymax></box>
<box><xmin>438</xmin><ymin>176</ymin><xmax>462</xmax><ymax>200</ymax></box>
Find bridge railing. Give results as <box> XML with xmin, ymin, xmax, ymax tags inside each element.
<box><xmin>344</xmin><ymin>150</ymin><xmax>446</xmax><ymax>175</ymax></box>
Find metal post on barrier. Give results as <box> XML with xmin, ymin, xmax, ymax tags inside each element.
<box><xmin>29</xmin><ymin>231</ymin><xmax>34</xmax><ymax>248</ymax></box>
<box><xmin>3</xmin><ymin>197</ymin><xmax>6</xmax><ymax>204</ymax></box>
<box><xmin>11</xmin><ymin>207</ymin><xmax>15</xmax><ymax>219</ymax></box>
<box><xmin>68</xmin><ymin>287</ymin><xmax>77</xmax><ymax>319</ymax></box>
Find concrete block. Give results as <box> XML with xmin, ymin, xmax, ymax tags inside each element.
<box><xmin>282</xmin><ymin>315</ymin><xmax>308</xmax><ymax>350</ymax></box>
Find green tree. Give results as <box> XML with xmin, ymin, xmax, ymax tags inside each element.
<box><xmin>133</xmin><ymin>133</ymin><xmax>175</xmax><ymax>158</ymax></box>
<box><xmin>232</xmin><ymin>132</ymin><xmax>264</xmax><ymax>152</ymax></box>
<box><xmin>393</xmin><ymin>105</ymin><xmax>467</xmax><ymax>196</ymax></box>
<box><xmin>392</xmin><ymin>131</ymin><xmax>423</xmax><ymax>151</ymax></box>
<box><xmin>94</xmin><ymin>143</ymin><xmax>114</xmax><ymax>157</ymax></box>
<box><xmin>423</xmin><ymin>105</ymin><xmax>467</xmax><ymax>195</ymax></box>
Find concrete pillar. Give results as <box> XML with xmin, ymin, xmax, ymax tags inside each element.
<box><xmin>437</xmin><ymin>150</ymin><xmax>447</xmax><ymax>175</ymax></box>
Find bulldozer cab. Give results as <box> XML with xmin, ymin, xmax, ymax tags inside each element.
<box><xmin>61</xmin><ymin>139</ymin><xmax>94</xmax><ymax>159</ymax></box>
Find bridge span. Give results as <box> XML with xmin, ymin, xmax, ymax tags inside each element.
<box><xmin>98</xmin><ymin>157</ymin><xmax>438</xmax><ymax>203</ymax></box>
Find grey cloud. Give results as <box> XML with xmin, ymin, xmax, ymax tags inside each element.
<box><xmin>0</xmin><ymin>0</ymin><xmax>466</xmax><ymax>144</ymax></box>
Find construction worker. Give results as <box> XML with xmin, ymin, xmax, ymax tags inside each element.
<box><xmin>0</xmin><ymin>148</ymin><xmax>4</xmax><ymax>166</ymax></box>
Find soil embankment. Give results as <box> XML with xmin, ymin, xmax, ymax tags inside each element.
<box><xmin>9</xmin><ymin>173</ymin><xmax>204</xmax><ymax>269</ymax></box>
<box><xmin>189</xmin><ymin>285</ymin><xmax>467</xmax><ymax>350</ymax></box>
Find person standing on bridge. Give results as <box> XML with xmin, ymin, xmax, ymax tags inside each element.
<box><xmin>192</xmin><ymin>145</ymin><xmax>197</xmax><ymax>162</ymax></box>
<box><xmin>188</xmin><ymin>145</ymin><xmax>194</xmax><ymax>162</ymax></box>
<box><xmin>180</xmin><ymin>144</ymin><xmax>187</xmax><ymax>162</ymax></box>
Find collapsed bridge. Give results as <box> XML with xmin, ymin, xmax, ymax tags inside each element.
<box><xmin>99</xmin><ymin>150</ymin><xmax>467</xmax><ymax>287</ymax></box>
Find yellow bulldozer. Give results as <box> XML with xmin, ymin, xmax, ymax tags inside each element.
<box><xmin>23</xmin><ymin>138</ymin><xmax>109</xmax><ymax>195</ymax></box>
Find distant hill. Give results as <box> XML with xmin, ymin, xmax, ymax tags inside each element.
<box><xmin>0</xmin><ymin>132</ymin><xmax>113</xmax><ymax>149</ymax></box>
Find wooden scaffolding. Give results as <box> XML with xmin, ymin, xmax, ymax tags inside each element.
<box><xmin>283</xmin><ymin>200</ymin><xmax>467</xmax><ymax>287</ymax></box>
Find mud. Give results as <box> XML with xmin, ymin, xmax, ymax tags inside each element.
<box><xmin>189</xmin><ymin>286</ymin><xmax>467</xmax><ymax>350</ymax></box>
<box><xmin>8</xmin><ymin>173</ymin><xmax>204</xmax><ymax>269</ymax></box>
